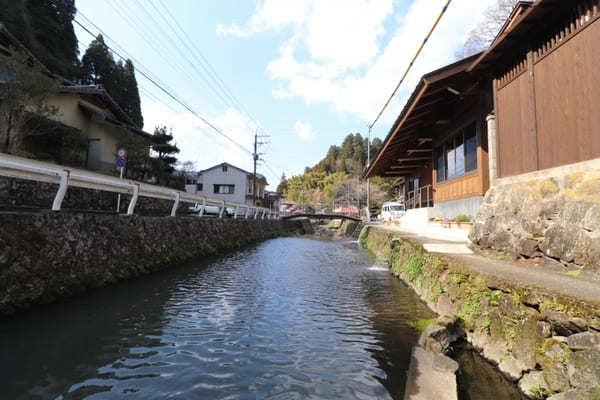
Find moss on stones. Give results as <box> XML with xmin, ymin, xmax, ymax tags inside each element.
<box><xmin>361</xmin><ymin>226</ymin><xmax>600</xmax><ymax>398</ymax></box>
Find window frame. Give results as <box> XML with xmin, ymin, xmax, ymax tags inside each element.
<box><xmin>435</xmin><ymin>121</ymin><xmax>478</xmax><ymax>184</ymax></box>
<box><xmin>213</xmin><ymin>184</ymin><xmax>235</xmax><ymax>194</ymax></box>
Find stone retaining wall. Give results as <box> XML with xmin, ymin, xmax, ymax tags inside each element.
<box><xmin>361</xmin><ymin>227</ymin><xmax>600</xmax><ymax>399</ymax></box>
<box><xmin>469</xmin><ymin>169</ymin><xmax>600</xmax><ymax>272</ymax></box>
<box><xmin>0</xmin><ymin>177</ymin><xmax>191</xmax><ymax>216</ymax></box>
<box><xmin>0</xmin><ymin>212</ymin><xmax>308</xmax><ymax>314</ymax></box>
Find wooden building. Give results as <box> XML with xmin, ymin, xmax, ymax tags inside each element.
<box><xmin>365</xmin><ymin>54</ymin><xmax>493</xmax><ymax>219</ymax></box>
<box><xmin>469</xmin><ymin>0</ymin><xmax>600</xmax><ymax>181</ymax></box>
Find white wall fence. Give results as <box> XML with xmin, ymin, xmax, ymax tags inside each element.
<box><xmin>0</xmin><ymin>153</ymin><xmax>279</xmax><ymax>219</ymax></box>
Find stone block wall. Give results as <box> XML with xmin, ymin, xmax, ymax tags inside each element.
<box><xmin>0</xmin><ymin>213</ymin><xmax>307</xmax><ymax>314</ymax></box>
<box><xmin>0</xmin><ymin>177</ymin><xmax>191</xmax><ymax>216</ymax></box>
<box><xmin>470</xmin><ymin>170</ymin><xmax>600</xmax><ymax>272</ymax></box>
<box><xmin>361</xmin><ymin>227</ymin><xmax>600</xmax><ymax>399</ymax></box>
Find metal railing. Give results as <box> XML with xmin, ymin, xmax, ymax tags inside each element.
<box><xmin>0</xmin><ymin>153</ymin><xmax>279</xmax><ymax>219</ymax></box>
<box><xmin>404</xmin><ymin>185</ymin><xmax>433</xmax><ymax>210</ymax></box>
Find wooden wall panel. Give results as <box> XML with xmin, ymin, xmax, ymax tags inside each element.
<box><xmin>496</xmin><ymin>73</ymin><xmax>537</xmax><ymax>177</ymax></box>
<box><xmin>433</xmin><ymin>171</ymin><xmax>483</xmax><ymax>204</ymax></box>
<box><xmin>534</xmin><ymin>19</ymin><xmax>600</xmax><ymax>170</ymax></box>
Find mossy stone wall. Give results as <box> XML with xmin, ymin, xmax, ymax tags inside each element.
<box><xmin>0</xmin><ymin>213</ymin><xmax>307</xmax><ymax>315</ymax></box>
<box><xmin>361</xmin><ymin>227</ymin><xmax>600</xmax><ymax>399</ymax></box>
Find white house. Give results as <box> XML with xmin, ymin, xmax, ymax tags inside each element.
<box><xmin>185</xmin><ymin>162</ymin><xmax>268</xmax><ymax>206</ymax></box>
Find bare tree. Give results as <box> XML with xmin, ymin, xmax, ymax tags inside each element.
<box><xmin>458</xmin><ymin>0</ymin><xmax>520</xmax><ymax>58</ymax></box>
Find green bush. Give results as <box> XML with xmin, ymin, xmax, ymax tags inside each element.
<box><xmin>405</xmin><ymin>256</ymin><xmax>424</xmax><ymax>282</ymax></box>
<box><xmin>455</xmin><ymin>214</ymin><xmax>472</xmax><ymax>223</ymax></box>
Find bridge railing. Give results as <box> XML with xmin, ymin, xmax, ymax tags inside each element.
<box><xmin>0</xmin><ymin>153</ymin><xmax>279</xmax><ymax>219</ymax></box>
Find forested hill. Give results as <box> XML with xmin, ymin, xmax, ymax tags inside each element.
<box><xmin>0</xmin><ymin>0</ymin><xmax>143</xmax><ymax>128</ymax></box>
<box><xmin>278</xmin><ymin>133</ymin><xmax>393</xmax><ymax>208</ymax></box>
<box><xmin>312</xmin><ymin>133</ymin><xmax>383</xmax><ymax>176</ymax></box>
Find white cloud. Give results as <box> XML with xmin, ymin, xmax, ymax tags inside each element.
<box><xmin>142</xmin><ymin>102</ymin><xmax>256</xmax><ymax>174</ymax></box>
<box><xmin>294</xmin><ymin>120</ymin><xmax>316</xmax><ymax>141</ymax></box>
<box><xmin>219</xmin><ymin>0</ymin><xmax>498</xmax><ymax>125</ymax></box>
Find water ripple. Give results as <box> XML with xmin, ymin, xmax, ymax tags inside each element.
<box><xmin>1</xmin><ymin>237</ymin><xmax>435</xmax><ymax>400</ymax></box>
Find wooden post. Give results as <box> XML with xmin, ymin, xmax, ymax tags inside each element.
<box><xmin>527</xmin><ymin>50</ymin><xmax>539</xmax><ymax>171</ymax></box>
<box><xmin>492</xmin><ymin>78</ymin><xmax>501</xmax><ymax>179</ymax></box>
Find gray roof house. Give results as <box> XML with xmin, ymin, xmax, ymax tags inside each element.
<box><xmin>185</xmin><ymin>162</ymin><xmax>268</xmax><ymax>206</ymax></box>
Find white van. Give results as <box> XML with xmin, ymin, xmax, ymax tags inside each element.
<box><xmin>379</xmin><ymin>202</ymin><xmax>406</xmax><ymax>223</ymax></box>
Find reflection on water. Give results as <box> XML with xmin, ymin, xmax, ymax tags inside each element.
<box><xmin>1</xmin><ymin>237</ymin><xmax>435</xmax><ymax>399</ymax></box>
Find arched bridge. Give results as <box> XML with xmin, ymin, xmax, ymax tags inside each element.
<box><xmin>281</xmin><ymin>213</ymin><xmax>362</xmax><ymax>222</ymax></box>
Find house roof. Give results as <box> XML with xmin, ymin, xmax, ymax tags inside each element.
<box><xmin>365</xmin><ymin>53</ymin><xmax>483</xmax><ymax>179</ymax></box>
<box><xmin>78</xmin><ymin>101</ymin><xmax>152</xmax><ymax>139</ymax></box>
<box><xmin>198</xmin><ymin>162</ymin><xmax>268</xmax><ymax>185</ymax></box>
<box><xmin>60</xmin><ymin>84</ymin><xmax>145</xmax><ymax>131</ymax></box>
<box><xmin>468</xmin><ymin>0</ymin><xmax>575</xmax><ymax>73</ymax></box>
<box><xmin>0</xmin><ymin>23</ymin><xmax>149</xmax><ymax>139</ymax></box>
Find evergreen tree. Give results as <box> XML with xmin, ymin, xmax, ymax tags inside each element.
<box><xmin>120</xmin><ymin>60</ymin><xmax>143</xmax><ymax>127</ymax></box>
<box><xmin>150</xmin><ymin>126</ymin><xmax>180</xmax><ymax>186</ymax></box>
<box><xmin>81</xmin><ymin>35</ymin><xmax>143</xmax><ymax>128</ymax></box>
<box><xmin>81</xmin><ymin>35</ymin><xmax>116</xmax><ymax>87</ymax></box>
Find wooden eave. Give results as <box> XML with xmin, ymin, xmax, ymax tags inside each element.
<box><xmin>468</xmin><ymin>0</ymin><xmax>577</xmax><ymax>73</ymax></box>
<box><xmin>365</xmin><ymin>53</ymin><xmax>482</xmax><ymax>179</ymax></box>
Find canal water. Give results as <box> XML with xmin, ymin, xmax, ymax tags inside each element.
<box><xmin>1</xmin><ymin>237</ymin><xmax>436</xmax><ymax>399</ymax></box>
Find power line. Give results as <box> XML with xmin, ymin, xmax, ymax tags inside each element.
<box><xmin>150</xmin><ymin>0</ymin><xmax>265</xmax><ymax>137</ymax></box>
<box><xmin>369</xmin><ymin>0</ymin><xmax>453</xmax><ymax>129</ymax></box>
<box><xmin>73</xmin><ymin>16</ymin><xmax>253</xmax><ymax>155</ymax></box>
<box><xmin>101</xmin><ymin>0</ymin><xmax>220</xmax><ymax>112</ymax></box>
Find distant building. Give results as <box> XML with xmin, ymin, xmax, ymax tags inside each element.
<box><xmin>265</xmin><ymin>191</ymin><xmax>281</xmax><ymax>212</ymax></box>
<box><xmin>184</xmin><ymin>162</ymin><xmax>268</xmax><ymax>206</ymax></box>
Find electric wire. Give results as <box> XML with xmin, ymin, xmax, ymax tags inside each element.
<box><xmin>74</xmin><ymin>17</ymin><xmax>253</xmax><ymax>155</ymax></box>
<box><xmin>149</xmin><ymin>0</ymin><xmax>264</xmax><ymax>136</ymax></box>
<box><xmin>369</xmin><ymin>0</ymin><xmax>453</xmax><ymax>129</ymax></box>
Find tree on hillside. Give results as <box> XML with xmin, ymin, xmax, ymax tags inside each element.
<box><xmin>150</xmin><ymin>126</ymin><xmax>180</xmax><ymax>186</ymax></box>
<box><xmin>277</xmin><ymin>173</ymin><xmax>288</xmax><ymax>195</ymax></box>
<box><xmin>82</xmin><ymin>35</ymin><xmax>144</xmax><ymax>127</ymax></box>
<box><xmin>0</xmin><ymin>0</ymin><xmax>80</xmax><ymax>79</ymax></box>
<box><xmin>458</xmin><ymin>0</ymin><xmax>519</xmax><ymax>58</ymax></box>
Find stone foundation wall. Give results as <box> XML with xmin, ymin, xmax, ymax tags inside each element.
<box><xmin>469</xmin><ymin>169</ymin><xmax>600</xmax><ymax>271</ymax></box>
<box><xmin>0</xmin><ymin>213</ymin><xmax>308</xmax><ymax>314</ymax></box>
<box><xmin>361</xmin><ymin>227</ymin><xmax>600</xmax><ymax>399</ymax></box>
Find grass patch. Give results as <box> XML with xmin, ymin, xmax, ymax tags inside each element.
<box><xmin>489</xmin><ymin>252</ymin><xmax>507</xmax><ymax>261</ymax></box>
<box><xmin>458</xmin><ymin>299</ymin><xmax>481</xmax><ymax>330</ymax></box>
<box><xmin>450</xmin><ymin>271</ymin><xmax>469</xmax><ymax>285</ymax></box>
<box><xmin>428</xmin><ymin>281</ymin><xmax>445</xmax><ymax>303</ymax></box>
<box><xmin>404</xmin><ymin>255</ymin><xmax>425</xmax><ymax>282</ymax></box>
<box><xmin>567</xmin><ymin>269</ymin><xmax>582</xmax><ymax>277</ymax></box>
<box><xmin>407</xmin><ymin>318</ymin><xmax>437</xmax><ymax>332</ymax></box>
<box><xmin>530</xmin><ymin>382</ymin><xmax>552</xmax><ymax>398</ymax></box>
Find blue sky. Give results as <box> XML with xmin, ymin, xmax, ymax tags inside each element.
<box><xmin>74</xmin><ymin>0</ymin><xmax>497</xmax><ymax>189</ymax></box>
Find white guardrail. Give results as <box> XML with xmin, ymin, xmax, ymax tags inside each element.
<box><xmin>0</xmin><ymin>153</ymin><xmax>279</xmax><ymax>219</ymax></box>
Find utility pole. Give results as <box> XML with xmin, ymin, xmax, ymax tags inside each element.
<box><xmin>367</xmin><ymin>126</ymin><xmax>371</xmax><ymax>212</ymax></box>
<box><xmin>253</xmin><ymin>132</ymin><xmax>258</xmax><ymax>206</ymax></box>
<box><xmin>252</xmin><ymin>131</ymin><xmax>269</xmax><ymax>207</ymax></box>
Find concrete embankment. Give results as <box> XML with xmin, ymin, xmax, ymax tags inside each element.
<box><xmin>360</xmin><ymin>226</ymin><xmax>600</xmax><ymax>400</ymax></box>
<box><xmin>0</xmin><ymin>212</ymin><xmax>310</xmax><ymax>315</ymax></box>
